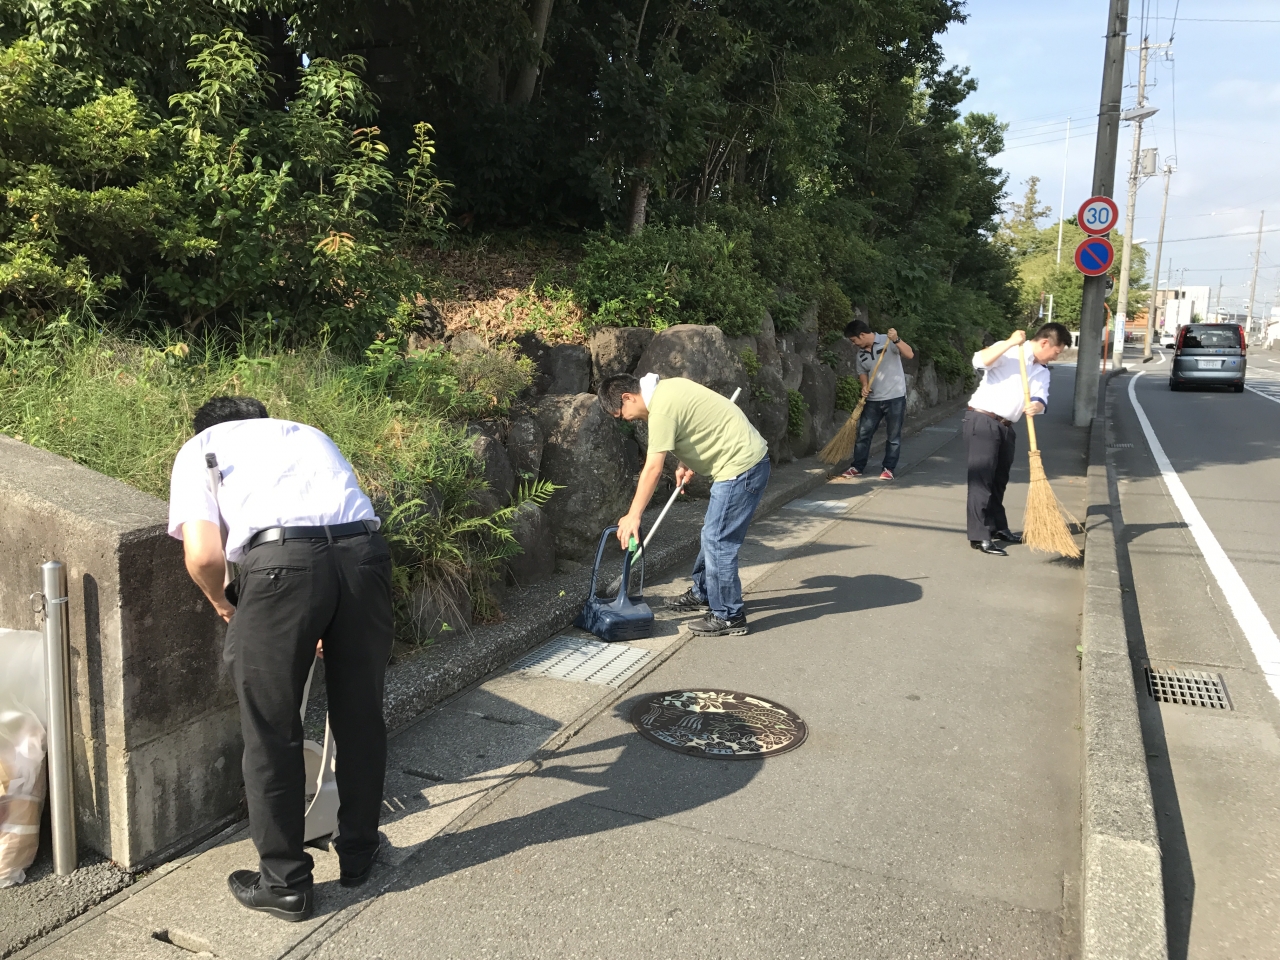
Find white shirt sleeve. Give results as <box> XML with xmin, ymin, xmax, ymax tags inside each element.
<box><xmin>167</xmin><ymin>439</ymin><xmax>220</xmax><ymax>541</ymax></box>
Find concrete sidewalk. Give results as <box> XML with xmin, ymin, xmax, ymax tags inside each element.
<box><xmin>23</xmin><ymin>371</ymin><xmax>1089</xmax><ymax>960</ymax></box>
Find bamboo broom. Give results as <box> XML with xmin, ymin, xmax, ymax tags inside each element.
<box><xmin>820</xmin><ymin>340</ymin><xmax>890</xmax><ymax>465</ymax></box>
<box><xmin>1016</xmin><ymin>345</ymin><xmax>1081</xmax><ymax>558</ymax></box>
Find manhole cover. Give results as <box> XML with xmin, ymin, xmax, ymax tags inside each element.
<box><xmin>1144</xmin><ymin>666</ymin><xmax>1232</xmax><ymax>709</ymax></box>
<box><xmin>629</xmin><ymin>690</ymin><xmax>807</xmax><ymax>759</ymax></box>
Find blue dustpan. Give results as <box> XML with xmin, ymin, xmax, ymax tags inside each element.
<box><xmin>575</xmin><ymin>525</ymin><xmax>654</xmax><ymax>642</ymax></box>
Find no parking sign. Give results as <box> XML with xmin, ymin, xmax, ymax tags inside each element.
<box><xmin>1074</xmin><ymin>236</ymin><xmax>1115</xmax><ymax>277</ymax></box>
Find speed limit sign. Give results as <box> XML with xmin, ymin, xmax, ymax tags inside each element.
<box><xmin>1078</xmin><ymin>196</ymin><xmax>1119</xmax><ymax>236</ymax></box>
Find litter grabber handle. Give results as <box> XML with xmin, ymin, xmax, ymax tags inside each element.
<box><xmin>1015</xmin><ymin>342</ymin><xmax>1039</xmax><ymax>453</ymax></box>
<box><xmin>588</xmin><ymin>525</ymin><xmax>645</xmax><ymax>601</ymax></box>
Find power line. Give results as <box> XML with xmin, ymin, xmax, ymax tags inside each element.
<box><xmin>1157</xmin><ymin>227</ymin><xmax>1280</xmax><ymax>244</ymax></box>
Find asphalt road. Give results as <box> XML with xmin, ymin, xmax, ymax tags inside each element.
<box><xmin>1108</xmin><ymin>346</ymin><xmax>1280</xmax><ymax>960</ymax></box>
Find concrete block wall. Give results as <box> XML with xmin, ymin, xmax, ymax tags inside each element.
<box><xmin>0</xmin><ymin>436</ymin><xmax>240</xmax><ymax>870</ymax></box>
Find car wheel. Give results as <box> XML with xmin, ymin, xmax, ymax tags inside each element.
<box><xmin>1169</xmin><ymin>379</ymin><xmax>1179</xmax><ymax>391</ymax></box>
<box><xmin>1234</xmin><ymin>383</ymin><xmax>1245</xmax><ymax>393</ymax></box>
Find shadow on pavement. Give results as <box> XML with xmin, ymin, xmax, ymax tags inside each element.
<box><xmin>746</xmin><ymin>573</ymin><xmax>924</xmax><ymax>633</ymax></box>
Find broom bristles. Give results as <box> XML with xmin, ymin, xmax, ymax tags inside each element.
<box><xmin>1021</xmin><ymin>450</ymin><xmax>1081</xmax><ymax>558</ymax></box>
<box><xmin>819</xmin><ymin>406</ymin><xmax>864</xmax><ymax>465</ymax></box>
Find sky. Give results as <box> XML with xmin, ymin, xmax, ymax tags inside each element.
<box><xmin>943</xmin><ymin>0</ymin><xmax>1280</xmax><ymax>319</ymax></box>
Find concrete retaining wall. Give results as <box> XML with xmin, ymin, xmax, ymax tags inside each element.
<box><xmin>0</xmin><ymin>436</ymin><xmax>240</xmax><ymax>871</ymax></box>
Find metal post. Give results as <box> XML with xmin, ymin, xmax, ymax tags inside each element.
<box><xmin>41</xmin><ymin>560</ymin><xmax>77</xmax><ymax>875</ymax></box>
<box><xmin>1246</xmin><ymin>211</ymin><xmax>1264</xmax><ymax>334</ymax></box>
<box><xmin>1073</xmin><ymin>0</ymin><xmax>1129</xmax><ymax>427</ymax></box>
<box><xmin>1143</xmin><ymin>163</ymin><xmax>1174</xmax><ymax>360</ymax></box>
<box><xmin>1056</xmin><ymin>117</ymin><xmax>1071</xmax><ymax>268</ymax></box>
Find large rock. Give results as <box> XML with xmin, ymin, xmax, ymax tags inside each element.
<box><xmin>635</xmin><ymin>324</ymin><xmax>748</xmax><ymax>399</ymax></box>
<box><xmin>828</xmin><ymin>337</ymin><xmax>860</xmax><ymax>379</ymax></box>
<box><xmin>449</xmin><ymin>330</ymin><xmax>488</xmax><ymax>355</ymax></box>
<box><xmin>747</xmin><ymin>369</ymin><xmax>789</xmax><ymax>461</ymax></box>
<box><xmin>787</xmin><ymin>399</ymin><xmax>815</xmax><ymax>458</ymax></box>
<box><xmin>780</xmin><ymin>351</ymin><xmax>803</xmax><ymax>391</ymax></box>
<box><xmin>547</xmin><ymin>343</ymin><xmax>591</xmax><ymax>395</ymax></box>
<box><xmin>800</xmin><ymin>360</ymin><xmax>837</xmax><ymax>443</ymax></box>
<box><xmin>514</xmin><ymin>332</ymin><xmax>554</xmax><ymax>395</ymax></box>
<box><xmin>469</xmin><ymin>427</ymin><xmax>515</xmax><ymax>514</ymax></box>
<box><xmin>756</xmin><ymin>310</ymin><xmax>783</xmax><ymax>380</ymax></box>
<box><xmin>533</xmin><ymin>394</ymin><xmax>633</xmax><ymax>560</ymax></box>
<box><xmin>590</xmin><ymin>328</ymin><xmax>655</xmax><ymax>385</ymax></box>
<box><xmin>506</xmin><ymin>501</ymin><xmax>556</xmax><ymax>587</ymax></box>
<box><xmin>506</xmin><ymin>413</ymin><xmax>544</xmax><ymax>483</ymax></box>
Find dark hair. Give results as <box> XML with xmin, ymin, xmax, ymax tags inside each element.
<box><xmin>597</xmin><ymin>374</ymin><xmax>641</xmax><ymax>415</ymax></box>
<box><xmin>844</xmin><ymin>319</ymin><xmax>872</xmax><ymax>339</ymax></box>
<box><xmin>193</xmin><ymin>396</ymin><xmax>269</xmax><ymax>435</ymax></box>
<box><xmin>1033</xmin><ymin>322</ymin><xmax>1071</xmax><ymax>348</ymax></box>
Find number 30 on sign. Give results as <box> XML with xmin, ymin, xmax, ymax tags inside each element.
<box><xmin>1077</xmin><ymin>196</ymin><xmax>1118</xmax><ymax>236</ymax></box>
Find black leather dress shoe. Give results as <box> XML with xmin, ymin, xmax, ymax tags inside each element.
<box><xmin>227</xmin><ymin>870</ymin><xmax>314</xmax><ymax>922</ymax></box>
<box><xmin>339</xmin><ymin>843</ymin><xmax>380</xmax><ymax>889</ymax></box>
<box><xmin>992</xmin><ymin>529</ymin><xmax>1021</xmax><ymax>544</ymax></box>
<box><xmin>970</xmin><ymin>539</ymin><xmax>1008</xmax><ymax>556</ymax></box>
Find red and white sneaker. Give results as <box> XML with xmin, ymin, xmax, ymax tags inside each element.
<box><xmin>879</xmin><ymin>469</ymin><xmax>895</xmax><ymax>480</ymax></box>
<box><xmin>839</xmin><ymin>467</ymin><xmax>862</xmax><ymax>479</ymax></box>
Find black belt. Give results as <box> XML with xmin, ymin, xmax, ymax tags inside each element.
<box><xmin>247</xmin><ymin>519</ymin><xmax>377</xmax><ymax>551</ymax></box>
<box><xmin>967</xmin><ymin>406</ymin><xmax>1014</xmax><ymax>427</ymax></box>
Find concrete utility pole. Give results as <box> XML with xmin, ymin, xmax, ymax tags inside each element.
<box><xmin>1113</xmin><ymin>37</ymin><xmax>1157</xmax><ymax>371</ymax></box>
<box><xmin>1246</xmin><ymin>211</ymin><xmax>1264</xmax><ymax>335</ymax></box>
<box><xmin>1073</xmin><ymin>0</ymin><xmax>1129</xmax><ymax>427</ymax></box>
<box><xmin>1142</xmin><ymin>162</ymin><xmax>1174</xmax><ymax>360</ymax></box>
<box><xmin>1215</xmin><ymin>277</ymin><xmax>1223</xmax><ymax>322</ymax></box>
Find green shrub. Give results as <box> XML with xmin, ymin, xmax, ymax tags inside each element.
<box><xmin>786</xmin><ymin>389</ymin><xmax>808</xmax><ymax>437</ymax></box>
<box><xmin>739</xmin><ymin>347</ymin><xmax>761</xmax><ymax>378</ymax></box>
<box><xmin>574</xmin><ymin>223</ymin><xmax>768</xmax><ymax>336</ymax></box>
<box><xmin>835</xmin><ymin>376</ymin><xmax>861</xmax><ymax>412</ymax></box>
<box><xmin>0</xmin><ymin>33</ymin><xmax>447</xmax><ymax>352</ymax></box>
<box><xmin>0</xmin><ymin>326</ymin><xmax>544</xmax><ymax>643</ymax></box>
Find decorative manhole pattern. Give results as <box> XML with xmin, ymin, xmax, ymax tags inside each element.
<box><xmin>1144</xmin><ymin>666</ymin><xmax>1232</xmax><ymax>710</ymax></box>
<box><xmin>630</xmin><ymin>690</ymin><xmax>807</xmax><ymax>759</ymax></box>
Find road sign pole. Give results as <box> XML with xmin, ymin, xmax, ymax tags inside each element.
<box><xmin>1073</xmin><ymin>0</ymin><xmax>1129</xmax><ymax>428</ymax></box>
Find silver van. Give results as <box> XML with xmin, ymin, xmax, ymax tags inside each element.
<box><xmin>1169</xmin><ymin>324</ymin><xmax>1246</xmax><ymax>392</ymax></box>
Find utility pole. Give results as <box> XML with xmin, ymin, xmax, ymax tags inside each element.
<box><xmin>1073</xmin><ymin>0</ymin><xmax>1129</xmax><ymax>428</ymax></box>
<box><xmin>1113</xmin><ymin>36</ymin><xmax>1162</xmax><ymax>371</ymax></box>
<box><xmin>1056</xmin><ymin>117</ymin><xmax>1071</xmax><ymax>268</ymax></box>
<box><xmin>1246</xmin><ymin>211</ymin><xmax>1264</xmax><ymax>336</ymax></box>
<box><xmin>1215</xmin><ymin>277</ymin><xmax>1223</xmax><ymax>322</ymax></box>
<box><xmin>1142</xmin><ymin>162</ymin><xmax>1174</xmax><ymax>360</ymax></box>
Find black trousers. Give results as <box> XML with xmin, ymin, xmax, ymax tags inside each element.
<box><xmin>224</xmin><ymin>532</ymin><xmax>394</xmax><ymax>893</ymax></box>
<box><xmin>963</xmin><ymin>412</ymin><xmax>1017</xmax><ymax>541</ymax></box>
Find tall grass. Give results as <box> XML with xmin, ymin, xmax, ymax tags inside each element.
<box><xmin>0</xmin><ymin>326</ymin><xmax>549</xmax><ymax>642</ymax></box>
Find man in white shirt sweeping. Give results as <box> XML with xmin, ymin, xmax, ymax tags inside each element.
<box><xmin>964</xmin><ymin>323</ymin><xmax>1070</xmax><ymax>555</ymax></box>
<box><xmin>168</xmin><ymin>396</ymin><xmax>393</xmax><ymax>921</ymax></box>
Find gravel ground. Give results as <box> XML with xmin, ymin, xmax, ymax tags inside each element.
<box><xmin>1</xmin><ymin>826</ymin><xmax>135</xmax><ymax>959</ymax></box>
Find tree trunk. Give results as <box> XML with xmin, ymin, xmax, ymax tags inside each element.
<box><xmin>511</xmin><ymin>0</ymin><xmax>555</xmax><ymax>105</ymax></box>
<box><xmin>482</xmin><ymin>54</ymin><xmax>504</xmax><ymax>105</ymax></box>
<box><xmin>627</xmin><ymin>176</ymin><xmax>650</xmax><ymax>235</ymax></box>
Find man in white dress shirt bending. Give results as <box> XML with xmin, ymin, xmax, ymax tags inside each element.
<box><xmin>963</xmin><ymin>323</ymin><xmax>1069</xmax><ymax>556</ymax></box>
<box><xmin>168</xmin><ymin>396</ymin><xmax>393</xmax><ymax>921</ymax></box>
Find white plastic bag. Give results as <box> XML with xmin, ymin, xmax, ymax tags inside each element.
<box><xmin>0</xmin><ymin>628</ymin><xmax>48</xmax><ymax>886</ymax></box>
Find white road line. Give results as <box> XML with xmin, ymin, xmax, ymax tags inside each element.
<box><xmin>1128</xmin><ymin>372</ymin><xmax>1280</xmax><ymax>702</ymax></box>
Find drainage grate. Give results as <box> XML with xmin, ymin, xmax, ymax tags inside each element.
<box><xmin>1144</xmin><ymin>667</ymin><xmax>1232</xmax><ymax>709</ymax></box>
<box><xmin>1109</xmin><ymin>443</ymin><xmax>1134</xmax><ymax>449</ymax></box>
<box><xmin>781</xmin><ymin>498</ymin><xmax>849</xmax><ymax>516</ymax></box>
<box><xmin>511</xmin><ymin>636</ymin><xmax>653</xmax><ymax>687</ymax></box>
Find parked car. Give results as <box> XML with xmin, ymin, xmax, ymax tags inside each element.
<box><xmin>1169</xmin><ymin>323</ymin><xmax>1246</xmax><ymax>392</ymax></box>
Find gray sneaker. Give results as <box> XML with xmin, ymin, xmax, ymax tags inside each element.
<box><xmin>688</xmin><ymin>615</ymin><xmax>749</xmax><ymax>637</ymax></box>
<box><xmin>668</xmin><ymin>589</ymin><xmax>710</xmax><ymax>613</ymax></box>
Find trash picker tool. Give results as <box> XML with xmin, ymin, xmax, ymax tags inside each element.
<box><xmin>1016</xmin><ymin>345</ymin><xmax>1081</xmax><ymax>558</ymax></box>
<box><xmin>820</xmin><ymin>343</ymin><xmax>889</xmax><ymax>465</ymax></box>
<box><xmin>606</xmin><ymin>387</ymin><xmax>741</xmax><ymax>595</ymax></box>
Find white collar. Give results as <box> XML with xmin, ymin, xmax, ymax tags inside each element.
<box><xmin>639</xmin><ymin>372</ymin><xmax>660</xmax><ymax>407</ymax></box>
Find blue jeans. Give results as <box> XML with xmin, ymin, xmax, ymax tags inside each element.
<box><xmin>851</xmin><ymin>396</ymin><xmax>906</xmax><ymax>474</ymax></box>
<box><xmin>691</xmin><ymin>457</ymin><xmax>771</xmax><ymax>621</ymax></box>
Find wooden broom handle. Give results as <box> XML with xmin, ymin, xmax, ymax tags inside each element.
<box><xmin>863</xmin><ymin>337</ymin><xmax>890</xmax><ymax>397</ymax></box>
<box><xmin>1016</xmin><ymin>342</ymin><xmax>1039</xmax><ymax>453</ymax></box>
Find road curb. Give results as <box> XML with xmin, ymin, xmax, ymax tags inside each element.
<box><xmin>1080</xmin><ymin>369</ymin><xmax>1168</xmax><ymax>960</ymax></box>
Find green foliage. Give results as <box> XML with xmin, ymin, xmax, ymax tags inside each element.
<box><xmin>738</xmin><ymin>347</ymin><xmax>761</xmax><ymax>378</ymax></box>
<box><xmin>0</xmin><ymin>327</ymin><xmax>537</xmax><ymax>642</ymax></box>
<box><xmin>834</xmin><ymin>376</ymin><xmax>860</xmax><ymax>412</ymax></box>
<box><xmin>786</xmin><ymin>389</ymin><xmax>808</xmax><ymax>438</ymax></box>
<box><xmin>0</xmin><ymin>32</ymin><xmax>451</xmax><ymax>351</ymax></box>
<box><xmin>574</xmin><ymin>223</ymin><xmax>767</xmax><ymax>335</ymax></box>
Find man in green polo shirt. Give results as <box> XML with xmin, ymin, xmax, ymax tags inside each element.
<box><xmin>597</xmin><ymin>373</ymin><xmax>771</xmax><ymax>637</ymax></box>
